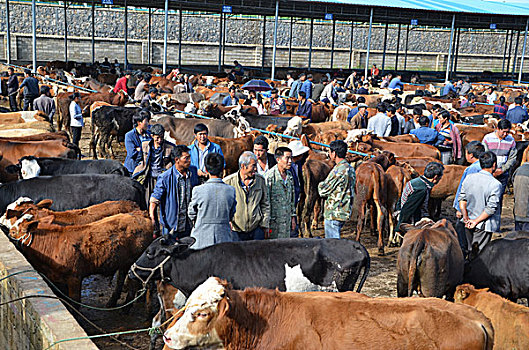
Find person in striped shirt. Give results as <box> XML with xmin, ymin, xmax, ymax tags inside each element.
<box><xmin>481</xmin><ymin>118</ymin><xmax>517</xmax><ymax>226</ymax></box>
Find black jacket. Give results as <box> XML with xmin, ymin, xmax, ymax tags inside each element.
<box><xmin>7</xmin><ymin>75</ymin><xmax>19</xmax><ymax>94</ymax></box>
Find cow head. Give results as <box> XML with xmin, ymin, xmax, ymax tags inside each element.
<box><xmin>454</xmin><ymin>284</ymin><xmax>489</xmax><ymax>305</ymax></box>
<box><xmin>284</xmin><ymin>116</ymin><xmax>304</xmax><ymax>136</ymax></box>
<box><xmin>15</xmin><ymin>156</ymin><xmax>41</xmax><ymax>179</ymax></box>
<box><xmin>163</xmin><ymin>277</ymin><xmax>228</xmax><ymax>350</ymax></box>
<box><xmin>197</xmin><ymin>100</ymin><xmax>212</xmax><ymax>116</ymax></box>
<box><xmin>0</xmin><ymin>197</ymin><xmax>34</xmax><ymax>231</ymax></box>
<box><xmin>128</xmin><ymin>236</ymin><xmax>196</xmax><ymax>286</ymax></box>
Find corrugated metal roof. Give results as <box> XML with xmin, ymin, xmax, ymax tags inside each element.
<box><xmin>304</xmin><ymin>0</ymin><xmax>529</xmax><ymax>16</ymax></box>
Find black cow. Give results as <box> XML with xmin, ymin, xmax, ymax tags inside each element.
<box><xmin>90</xmin><ymin>105</ymin><xmax>140</xmax><ymax>159</ymax></box>
<box><xmin>6</xmin><ymin>156</ymin><xmax>128</xmax><ymax>180</ymax></box>
<box><xmin>129</xmin><ymin>237</ymin><xmax>370</xmax><ymax>297</ymax></box>
<box><xmin>464</xmin><ymin>236</ymin><xmax>529</xmax><ymax>301</ymax></box>
<box><xmin>0</xmin><ymin>174</ymin><xmax>145</xmax><ymax>213</ymax></box>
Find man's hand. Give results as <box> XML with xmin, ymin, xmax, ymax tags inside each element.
<box><xmin>465</xmin><ymin>219</ymin><xmax>479</xmax><ymax>229</ymax></box>
<box><xmin>493</xmin><ymin>168</ymin><xmax>504</xmax><ymax>177</ymax></box>
<box><xmin>456</xmin><ymin>211</ymin><xmax>462</xmax><ymax>219</ymax></box>
<box><xmin>197</xmin><ymin>169</ymin><xmax>207</xmax><ymax>177</ymax></box>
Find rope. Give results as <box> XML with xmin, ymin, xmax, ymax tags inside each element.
<box><xmin>0</xmin><ymin>269</ymin><xmax>35</xmax><ymax>282</ymax></box>
<box><xmin>1</xmin><ymin>62</ymin><xmax>98</xmax><ymax>93</ymax></box>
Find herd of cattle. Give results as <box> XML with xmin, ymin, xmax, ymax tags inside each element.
<box><xmin>0</xmin><ymin>62</ymin><xmax>528</xmax><ymax>349</ymax></box>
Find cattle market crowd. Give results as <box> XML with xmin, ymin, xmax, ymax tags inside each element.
<box><xmin>0</xmin><ymin>59</ymin><xmax>528</xmax><ymax>349</ymax></box>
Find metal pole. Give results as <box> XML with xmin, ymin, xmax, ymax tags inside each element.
<box><xmin>63</xmin><ymin>1</ymin><xmax>68</xmax><ymax>62</ymax></box>
<box><xmin>381</xmin><ymin>22</ymin><xmax>388</xmax><ymax>71</ymax></box>
<box><xmin>404</xmin><ymin>24</ymin><xmax>409</xmax><ymax>70</ymax></box>
<box><xmin>31</xmin><ymin>0</ymin><xmax>36</xmax><ymax>72</ymax></box>
<box><xmin>178</xmin><ymin>7</ymin><xmax>183</xmax><ymax>68</ymax></box>
<box><xmin>348</xmin><ymin>21</ymin><xmax>354</xmax><ymax>69</ymax></box>
<box><xmin>222</xmin><ymin>14</ymin><xmax>227</xmax><ymax>65</ymax></box>
<box><xmin>308</xmin><ymin>18</ymin><xmax>313</xmax><ymax>70</ymax></box>
<box><xmin>512</xmin><ymin>30</ymin><xmax>521</xmax><ymax>77</ymax></box>
<box><xmin>445</xmin><ymin>14</ymin><xmax>455</xmax><ymax>82</ymax></box>
<box><xmin>507</xmin><ymin>30</ymin><xmax>514</xmax><ymax>75</ymax></box>
<box><xmin>271</xmin><ymin>0</ymin><xmax>279</xmax><ymax>80</ymax></box>
<box><xmin>91</xmin><ymin>0</ymin><xmax>95</xmax><ymax>64</ymax></box>
<box><xmin>395</xmin><ymin>23</ymin><xmax>401</xmax><ymax>70</ymax></box>
<box><xmin>330</xmin><ymin>19</ymin><xmax>336</xmax><ymax>69</ymax></box>
<box><xmin>502</xmin><ymin>30</ymin><xmax>509</xmax><ymax>73</ymax></box>
<box><xmin>148</xmin><ymin>8</ymin><xmax>152</xmax><ymax>65</ymax></box>
<box><xmin>364</xmin><ymin>8</ymin><xmax>373</xmax><ymax>79</ymax></box>
<box><xmin>288</xmin><ymin>17</ymin><xmax>293</xmax><ymax>67</ymax></box>
<box><xmin>218</xmin><ymin>12</ymin><xmax>223</xmax><ymax>72</ymax></box>
<box><xmin>261</xmin><ymin>15</ymin><xmax>266</xmax><ymax>72</ymax></box>
<box><xmin>163</xmin><ymin>0</ymin><xmax>169</xmax><ymax>74</ymax></box>
<box><xmin>518</xmin><ymin>19</ymin><xmax>528</xmax><ymax>84</ymax></box>
<box><xmin>124</xmin><ymin>0</ymin><xmax>128</xmax><ymax>68</ymax></box>
<box><xmin>5</xmin><ymin>0</ymin><xmax>10</xmax><ymax>64</ymax></box>
<box><xmin>453</xmin><ymin>27</ymin><xmax>460</xmax><ymax>73</ymax></box>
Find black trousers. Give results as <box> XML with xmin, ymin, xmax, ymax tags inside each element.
<box><xmin>9</xmin><ymin>94</ymin><xmax>18</xmax><ymax>111</ymax></box>
<box><xmin>71</xmin><ymin>126</ymin><xmax>82</xmax><ymax>147</ymax></box>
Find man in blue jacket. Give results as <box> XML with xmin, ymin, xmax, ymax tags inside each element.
<box><xmin>19</xmin><ymin>69</ymin><xmax>39</xmax><ymax>111</ymax></box>
<box><xmin>300</xmin><ymin>74</ymin><xmax>313</xmax><ymax>100</ymax></box>
<box><xmin>188</xmin><ymin>123</ymin><xmax>224</xmax><ymax>182</ymax></box>
<box><xmin>442</xmin><ymin>80</ymin><xmax>457</xmax><ymax>96</ymax></box>
<box><xmin>124</xmin><ymin>111</ymin><xmax>152</xmax><ymax>174</ymax></box>
<box><xmin>410</xmin><ymin>116</ymin><xmax>445</xmax><ymax>146</ymax></box>
<box><xmin>150</xmin><ymin>145</ymin><xmax>199</xmax><ymax>239</ymax></box>
<box><xmin>506</xmin><ymin>97</ymin><xmax>529</xmax><ymax>124</ymax></box>
<box><xmin>296</xmin><ymin>91</ymin><xmax>312</xmax><ymax>120</ymax></box>
<box><xmin>388</xmin><ymin>74</ymin><xmax>403</xmax><ymax>90</ymax></box>
<box><xmin>289</xmin><ymin>73</ymin><xmax>305</xmax><ymax>98</ymax></box>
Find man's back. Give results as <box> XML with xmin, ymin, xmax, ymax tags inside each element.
<box><xmin>367</xmin><ymin>113</ymin><xmax>391</xmax><ymax>137</ymax></box>
<box><xmin>506</xmin><ymin>106</ymin><xmax>528</xmax><ymax>124</ymax></box>
<box><xmin>312</xmin><ymin>83</ymin><xmax>325</xmax><ymax>100</ymax></box>
<box><xmin>410</xmin><ymin>127</ymin><xmax>442</xmax><ymax>145</ymax></box>
<box><xmin>460</xmin><ymin>170</ymin><xmax>501</xmax><ymax>232</ymax></box>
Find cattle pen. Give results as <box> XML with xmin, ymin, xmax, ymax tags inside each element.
<box><xmin>1</xmin><ymin>0</ymin><xmax>529</xmax><ymax>349</ymax></box>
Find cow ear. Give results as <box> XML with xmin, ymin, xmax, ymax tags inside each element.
<box><xmin>455</xmin><ymin>288</ymin><xmax>469</xmax><ymax>301</ymax></box>
<box><xmin>399</xmin><ymin>223</ymin><xmax>414</xmax><ymax>234</ymax></box>
<box><xmin>5</xmin><ymin>164</ymin><xmax>21</xmax><ymax>174</ymax></box>
<box><xmin>36</xmin><ymin>199</ymin><xmax>53</xmax><ymax>208</ymax></box>
<box><xmin>39</xmin><ymin>215</ymin><xmax>55</xmax><ymax>226</ymax></box>
<box><xmin>302</xmin><ymin>119</ymin><xmax>310</xmax><ymax>125</ymax></box>
<box><xmin>25</xmin><ymin>221</ymin><xmax>39</xmax><ymax>232</ymax></box>
<box><xmin>178</xmin><ymin>236</ymin><xmax>196</xmax><ymax>248</ymax></box>
<box><xmin>217</xmin><ymin>296</ymin><xmax>230</xmax><ymax>320</ymax></box>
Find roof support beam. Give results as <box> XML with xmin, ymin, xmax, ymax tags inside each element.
<box><xmin>163</xmin><ymin>0</ymin><xmax>169</xmax><ymax>74</ymax></box>
<box><xmin>148</xmin><ymin>7</ymin><xmax>152</xmax><ymax>65</ymax></box>
<box><xmin>364</xmin><ymin>7</ymin><xmax>373</xmax><ymax>79</ymax></box>
<box><xmin>271</xmin><ymin>0</ymin><xmax>279</xmax><ymax>80</ymax></box>
<box><xmin>218</xmin><ymin>12</ymin><xmax>223</xmax><ymax>72</ymax></box>
<box><xmin>404</xmin><ymin>24</ymin><xmax>409</xmax><ymax>70</ymax></box>
<box><xmin>445</xmin><ymin>14</ymin><xmax>455</xmax><ymax>82</ymax></box>
<box><xmin>518</xmin><ymin>18</ymin><xmax>528</xmax><ymax>84</ymax></box>
<box><xmin>308</xmin><ymin>18</ymin><xmax>313</xmax><ymax>70</ymax></box>
<box><xmin>512</xmin><ymin>30</ymin><xmax>520</xmax><ymax>77</ymax></box>
<box><xmin>288</xmin><ymin>17</ymin><xmax>293</xmax><ymax>67</ymax></box>
<box><xmin>31</xmin><ymin>0</ymin><xmax>36</xmax><ymax>72</ymax></box>
<box><xmin>91</xmin><ymin>0</ymin><xmax>95</xmax><ymax>64</ymax></box>
<box><xmin>382</xmin><ymin>22</ymin><xmax>388</xmax><ymax>71</ymax></box>
<box><xmin>124</xmin><ymin>0</ymin><xmax>128</xmax><ymax>68</ymax></box>
<box><xmin>330</xmin><ymin>18</ymin><xmax>336</xmax><ymax>69</ymax></box>
<box><xmin>502</xmin><ymin>30</ymin><xmax>509</xmax><ymax>73</ymax></box>
<box><xmin>395</xmin><ymin>23</ymin><xmax>401</xmax><ymax>70</ymax></box>
<box><xmin>261</xmin><ymin>15</ymin><xmax>267</xmax><ymax>72</ymax></box>
<box><xmin>178</xmin><ymin>6</ymin><xmax>182</xmax><ymax>68</ymax></box>
<box><xmin>64</xmin><ymin>1</ymin><xmax>68</xmax><ymax>63</ymax></box>
<box><xmin>5</xmin><ymin>0</ymin><xmax>10</xmax><ymax>64</ymax></box>
<box><xmin>348</xmin><ymin>21</ymin><xmax>354</xmax><ymax>70</ymax></box>
<box><xmin>452</xmin><ymin>27</ymin><xmax>460</xmax><ymax>74</ymax></box>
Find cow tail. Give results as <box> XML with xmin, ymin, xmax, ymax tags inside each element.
<box><xmin>407</xmin><ymin>235</ymin><xmax>425</xmax><ymax>297</ymax></box>
<box><xmin>356</xmin><ymin>249</ymin><xmax>371</xmax><ymax>293</ymax></box>
<box><xmin>66</xmin><ymin>142</ymin><xmax>81</xmax><ymax>160</ymax></box>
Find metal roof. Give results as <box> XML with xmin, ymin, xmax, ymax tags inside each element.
<box><xmin>58</xmin><ymin>0</ymin><xmax>529</xmax><ymax>30</ymax></box>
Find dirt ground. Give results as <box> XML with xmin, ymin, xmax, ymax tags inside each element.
<box><xmin>9</xmin><ymin>113</ymin><xmax>518</xmax><ymax>349</ymax></box>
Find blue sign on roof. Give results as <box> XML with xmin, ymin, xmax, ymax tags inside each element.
<box><xmin>411</xmin><ymin>19</ymin><xmax>418</xmax><ymax>25</ymax></box>
<box><xmin>222</xmin><ymin>5</ymin><xmax>232</xmax><ymax>13</ymax></box>
<box><xmin>490</xmin><ymin>23</ymin><xmax>497</xmax><ymax>29</ymax></box>
<box><xmin>325</xmin><ymin>13</ymin><xmax>333</xmax><ymax>20</ymax></box>
<box><xmin>102</xmin><ymin>0</ymin><xmax>113</xmax><ymax>4</ymax></box>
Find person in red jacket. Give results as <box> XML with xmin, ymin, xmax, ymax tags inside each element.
<box><xmin>113</xmin><ymin>72</ymin><xmax>131</xmax><ymax>94</ymax></box>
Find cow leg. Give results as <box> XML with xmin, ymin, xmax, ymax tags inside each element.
<box><xmin>397</xmin><ymin>273</ymin><xmax>408</xmax><ymax>298</ymax></box>
<box><xmin>149</xmin><ymin>297</ymin><xmax>164</xmax><ymax>350</ymax></box>
<box><xmin>67</xmin><ymin>277</ymin><xmax>82</xmax><ymax>305</ymax></box>
<box><xmin>121</xmin><ymin>278</ymin><xmax>141</xmax><ymax>314</ymax></box>
<box><xmin>109</xmin><ymin>135</ymin><xmax>117</xmax><ymax>159</ymax></box>
<box><xmin>355</xmin><ymin>201</ymin><xmax>366</xmax><ymax>241</ymax></box>
<box><xmin>387</xmin><ymin>209</ymin><xmax>396</xmax><ymax>247</ymax></box>
<box><xmin>369</xmin><ymin>204</ymin><xmax>377</xmax><ymax>236</ymax></box>
<box><xmin>374</xmin><ymin>199</ymin><xmax>386</xmax><ymax>256</ymax></box>
<box><xmin>311</xmin><ymin>199</ymin><xmax>321</xmax><ymax>230</ymax></box>
<box><xmin>106</xmin><ymin>269</ymin><xmax>126</xmax><ymax>307</ymax></box>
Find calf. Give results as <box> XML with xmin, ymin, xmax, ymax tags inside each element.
<box><xmin>129</xmin><ymin>237</ymin><xmax>370</xmax><ymax>297</ymax></box>
<box><xmin>7</xmin><ymin>211</ymin><xmax>152</xmax><ymax>306</ymax></box>
<box><xmin>455</xmin><ymin>284</ymin><xmax>529</xmax><ymax>350</ymax></box>
<box><xmin>464</xmin><ymin>236</ymin><xmax>529</xmax><ymax>302</ymax></box>
<box><xmin>385</xmin><ymin>164</ymin><xmax>414</xmax><ymax>244</ymax></box>
<box><xmin>209</xmin><ymin>132</ymin><xmax>258</xmax><ymax>176</ymax></box>
<box><xmin>162</xmin><ymin>277</ymin><xmax>493</xmax><ymax>350</ymax></box>
<box><xmin>7</xmin><ymin>156</ymin><xmax>128</xmax><ymax>179</ymax></box>
<box><xmin>397</xmin><ymin>219</ymin><xmax>464</xmax><ymax>299</ymax></box>
<box><xmin>0</xmin><ymin>174</ymin><xmax>146</xmax><ymax>213</ymax></box>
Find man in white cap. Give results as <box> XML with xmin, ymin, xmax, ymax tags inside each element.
<box><xmin>288</xmin><ymin>140</ymin><xmax>310</xmax><ymax>237</ymax></box>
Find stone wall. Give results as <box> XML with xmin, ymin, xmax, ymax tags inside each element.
<box><xmin>1</xmin><ymin>1</ymin><xmax>528</xmax><ymax>73</ymax></box>
<box><xmin>0</xmin><ymin>233</ymin><xmax>97</xmax><ymax>350</ymax></box>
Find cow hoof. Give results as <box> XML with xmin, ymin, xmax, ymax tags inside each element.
<box><xmin>378</xmin><ymin>247</ymin><xmax>385</xmax><ymax>256</ymax></box>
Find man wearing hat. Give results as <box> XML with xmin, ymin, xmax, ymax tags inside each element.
<box><xmin>349</xmin><ymin>103</ymin><xmax>369</xmax><ymax>129</ymax></box>
<box><xmin>141</xmin><ymin>87</ymin><xmax>159</xmax><ymax>108</ymax></box>
<box><xmin>288</xmin><ymin>140</ymin><xmax>310</xmax><ymax>237</ymax></box>
<box><xmin>318</xmin><ymin>140</ymin><xmax>356</xmax><ymax>238</ymax></box>
<box><xmin>19</xmin><ymin>69</ymin><xmax>39</xmax><ymax>111</ymax></box>
<box><xmin>33</xmin><ymin>85</ymin><xmax>56</xmax><ymax>123</ymax></box>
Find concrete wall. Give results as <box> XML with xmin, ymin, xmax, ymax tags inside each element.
<box><xmin>4</xmin><ymin>32</ymin><xmax>529</xmax><ymax>74</ymax></box>
<box><xmin>0</xmin><ymin>233</ymin><xmax>97</xmax><ymax>350</ymax></box>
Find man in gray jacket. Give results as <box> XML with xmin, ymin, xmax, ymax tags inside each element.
<box><xmin>224</xmin><ymin>151</ymin><xmax>270</xmax><ymax>241</ymax></box>
<box><xmin>188</xmin><ymin>153</ymin><xmax>237</xmax><ymax>249</ymax></box>
<box><xmin>33</xmin><ymin>86</ymin><xmax>56</xmax><ymax>123</ymax></box>
<box><xmin>513</xmin><ymin>160</ymin><xmax>529</xmax><ymax>231</ymax></box>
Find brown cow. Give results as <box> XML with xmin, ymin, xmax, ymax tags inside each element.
<box><xmin>162</xmin><ymin>277</ymin><xmax>494</xmax><ymax>350</ymax></box>
<box><xmin>302</xmin><ymin>120</ymin><xmax>352</xmax><ymax>137</ymax></box>
<box><xmin>209</xmin><ymin>132</ymin><xmax>258</xmax><ymax>176</ymax></box>
<box><xmin>455</xmin><ymin>284</ymin><xmax>529</xmax><ymax>350</ymax></box>
<box><xmin>385</xmin><ymin>164</ymin><xmax>415</xmax><ymax>244</ymax></box>
<box><xmin>362</xmin><ymin>135</ymin><xmax>441</xmax><ymax>159</ymax></box>
<box><xmin>0</xmin><ymin>139</ymin><xmax>78</xmax><ymax>165</ymax></box>
<box><xmin>2</xmin><ymin>199</ymin><xmax>139</xmax><ymax>227</ymax></box>
<box><xmin>397</xmin><ymin>219</ymin><xmax>464</xmax><ymax>299</ymax></box>
<box><xmin>8</xmin><ymin>211</ymin><xmax>152</xmax><ymax>306</ymax></box>
<box><xmin>0</xmin><ymin>131</ymin><xmax>69</xmax><ymax>142</ymax></box>
<box><xmin>355</xmin><ymin>162</ymin><xmax>389</xmax><ymax>255</ymax></box>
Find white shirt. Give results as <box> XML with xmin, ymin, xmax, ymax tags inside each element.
<box><xmin>287</xmin><ymin>78</ymin><xmax>294</xmax><ymax>88</ymax></box>
<box><xmin>487</xmin><ymin>92</ymin><xmax>497</xmax><ymax>105</ymax></box>
<box><xmin>367</xmin><ymin>112</ymin><xmax>392</xmax><ymax>137</ymax></box>
<box><xmin>320</xmin><ymin>84</ymin><xmax>337</xmax><ymax>105</ymax></box>
<box><xmin>69</xmin><ymin>101</ymin><xmax>84</xmax><ymax>127</ymax></box>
